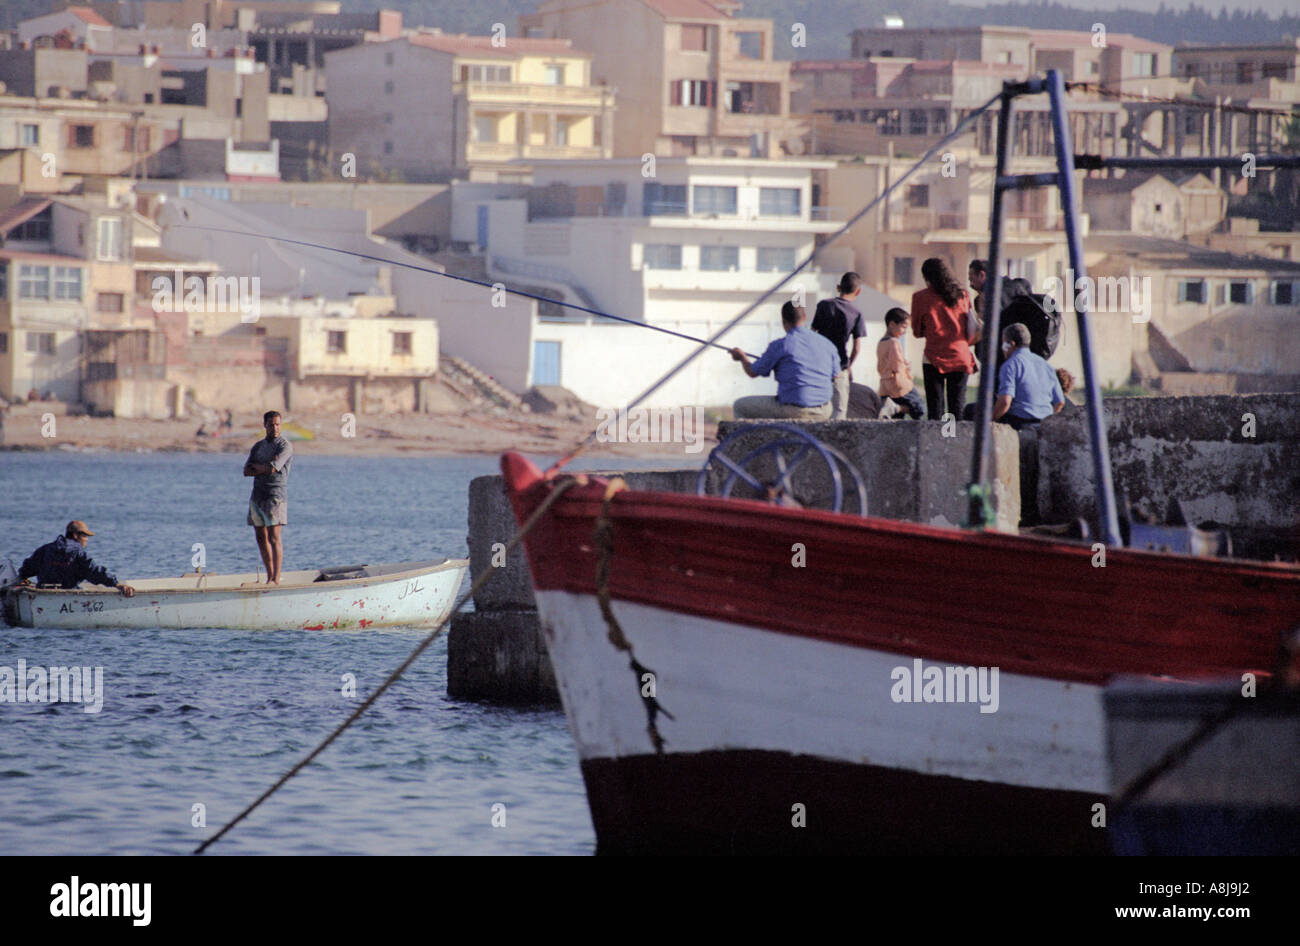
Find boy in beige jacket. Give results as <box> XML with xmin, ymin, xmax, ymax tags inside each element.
<box><xmin>876</xmin><ymin>308</ymin><xmax>925</xmax><ymax>419</ymax></box>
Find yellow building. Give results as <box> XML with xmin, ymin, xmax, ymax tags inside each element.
<box><xmin>325</xmin><ymin>33</ymin><xmax>614</xmax><ymax>181</ymax></box>
<box><xmin>521</xmin><ymin>0</ymin><xmax>803</xmax><ymax>160</ymax></box>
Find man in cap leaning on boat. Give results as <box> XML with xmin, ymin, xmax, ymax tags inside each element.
<box><xmin>244</xmin><ymin>410</ymin><xmax>293</xmax><ymax>585</ymax></box>
<box><xmin>17</xmin><ymin>521</ymin><xmax>135</xmax><ymax>596</ymax></box>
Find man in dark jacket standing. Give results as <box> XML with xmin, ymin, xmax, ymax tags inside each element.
<box><xmin>18</xmin><ymin>521</ymin><xmax>134</xmax><ymax>595</ymax></box>
<box><xmin>811</xmin><ymin>272</ymin><xmax>866</xmax><ymax>420</ymax></box>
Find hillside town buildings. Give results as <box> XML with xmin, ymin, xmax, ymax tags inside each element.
<box><xmin>0</xmin><ymin>0</ymin><xmax>1294</xmax><ymax>418</ymax></box>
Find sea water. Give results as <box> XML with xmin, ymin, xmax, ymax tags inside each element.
<box><xmin>0</xmin><ymin>450</ymin><xmax>691</xmax><ymax>855</ymax></box>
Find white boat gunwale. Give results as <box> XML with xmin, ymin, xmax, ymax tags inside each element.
<box><xmin>7</xmin><ymin>558</ymin><xmax>468</xmax><ymax>598</ymax></box>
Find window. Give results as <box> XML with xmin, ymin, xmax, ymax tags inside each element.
<box><xmin>26</xmin><ymin>332</ymin><xmax>56</xmax><ymax>355</ymax></box>
<box><xmin>1270</xmin><ymin>280</ymin><xmax>1297</xmax><ymax>305</ymax></box>
<box><xmin>383</xmin><ymin>140</ymin><xmax>393</xmax><ymax>154</ymax></box>
<box><xmin>643</xmin><ymin>182</ymin><xmax>687</xmax><ymax>215</ymax></box>
<box><xmin>544</xmin><ymin>64</ymin><xmax>565</xmax><ymax>86</ymax></box>
<box><xmin>1236</xmin><ymin>62</ymin><xmax>1254</xmax><ymax>84</ymax></box>
<box><xmin>97</xmin><ymin>217</ymin><xmax>123</xmax><ymax>261</ymax></box>
<box><xmin>1227</xmin><ymin>280</ymin><xmax>1253</xmax><ymax>304</ymax></box>
<box><xmin>681</xmin><ymin>25</ymin><xmax>708</xmax><ymax>51</ymax></box>
<box><xmin>0</xmin><ymin>332</ymin><xmax>6</xmax><ymax>354</ymax></box>
<box><xmin>1184</xmin><ymin>113</ymin><xmax>1200</xmax><ymax>134</ymax></box>
<box><xmin>1084</xmin><ymin>60</ymin><xmax>1098</xmax><ymax>76</ymax></box>
<box><xmin>97</xmin><ymin>292</ymin><xmax>125</xmax><ymax>313</ymax></box>
<box><xmin>70</xmin><ymin>124</ymin><xmax>95</xmax><ymax>148</ymax></box>
<box><xmin>643</xmin><ymin>244</ymin><xmax>682</xmax><ymax>270</ymax></box>
<box><xmin>384</xmin><ymin>80</ymin><xmax>394</xmax><ymax>94</ymax></box>
<box><xmin>1262</xmin><ymin>62</ymin><xmax>1287</xmax><ymax>80</ymax></box>
<box><xmin>1133</xmin><ymin>52</ymin><xmax>1157</xmax><ymax>77</ymax></box>
<box><xmin>18</xmin><ymin>264</ymin><xmax>50</xmax><ymax>299</ymax></box>
<box><xmin>908</xmin><ymin>109</ymin><xmax>928</xmax><ymax>134</ymax></box>
<box><xmin>474</xmin><ymin>116</ymin><xmax>497</xmax><ymax>143</ymax></box>
<box><xmin>392</xmin><ymin>332</ymin><xmax>413</xmax><ymax>355</ymax></box>
<box><xmin>759</xmin><ymin>187</ymin><xmax>800</xmax><ymax>217</ymax></box>
<box><xmin>0</xmin><ymin>263</ymin><xmax>6</xmax><ymax>299</ymax></box>
<box><xmin>1177</xmin><ymin>279</ymin><xmax>1206</xmax><ymax>303</ymax></box>
<box><xmin>327</xmin><ymin>331</ymin><xmax>347</xmax><ymax>354</ymax></box>
<box><xmin>20</xmin><ymin>123</ymin><xmax>39</xmax><ymax>146</ymax></box>
<box><xmin>11</xmin><ymin>209</ymin><xmax>50</xmax><ymax>241</ymax></box>
<box><xmin>53</xmin><ymin>266</ymin><xmax>82</xmax><ymax>301</ymax></box>
<box><xmin>735</xmin><ymin>31</ymin><xmax>762</xmax><ymax>59</ymax></box>
<box><xmin>893</xmin><ymin>257</ymin><xmax>914</xmax><ymax>285</ymax></box>
<box><xmin>385</xmin><ymin>51</ymin><xmax>394</xmax><ymax>67</ymax></box>
<box><xmin>700</xmin><ymin>246</ymin><xmax>739</xmax><ymax>271</ymax></box>
<box><xmin>460</xmin><ymin>65</ymin><xmax>512</xmax><ymax>83</ymax></box>
<box><xmin>671</xmin><ymin>79</ymin><xmax>714</xmax><ymax>107</ymax></box>
<box><xmin>555</xmin><ymin>117</ymin><xmax>569</xmax><ymax>146</ymax></box>
<box><xmin>756</xmin><ymin>247</ymin><xmax>796</xmax><ymax>272</ymax></box>
<box><xmin>692</xmin><ymin>185</ymin><xmax>737</xmax><ymax>215</ymax></box>
<box><xmin>906</xmin><ymin>184</ymin><xmax>930</xmax><ymax>208</ymax></box>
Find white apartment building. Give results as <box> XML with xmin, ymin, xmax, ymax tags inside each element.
<box><xmin>451</xmin><ymin>157</ymin><xmax>867</xmax><ymax>409</ymax></box>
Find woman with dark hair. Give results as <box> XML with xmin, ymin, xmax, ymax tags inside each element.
<box><xmin>911</xmin><ymin>257</ymin><xmax>981</xmax><ymax>421</ymax></box>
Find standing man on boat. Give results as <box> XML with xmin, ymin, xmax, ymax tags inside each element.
<box><xmin>17</xmin><ymin>521</ymin><xmax>135</xmax><ymax>595</ymax></box>
<box><xmin>244</xmin><ymin>410</ymin><xmax>293</xmax><ymax>585</ymax></box>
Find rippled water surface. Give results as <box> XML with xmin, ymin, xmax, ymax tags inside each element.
<box><xmin>0</xmin><ymin>450</ymin><xmax>690</xmax><ymax>855</ymax></box>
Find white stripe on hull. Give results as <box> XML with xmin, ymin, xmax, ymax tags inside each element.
<box><xmin>536</xmin><ymin>590</ymin><xmax>1108</xmax><ymax>794</ymax></box>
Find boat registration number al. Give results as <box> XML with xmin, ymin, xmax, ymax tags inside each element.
<box><xmin>58</xmin><ymin>601</ymin><xmax>105</xmax><ymax>613</ymax></box>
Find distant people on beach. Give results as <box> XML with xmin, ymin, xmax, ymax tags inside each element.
<box><xmin>876</xmin><ymin>308</ymin><xmax>925</xmax><ymax>419</ymax></box>
<box><xmin>730</xmin><ymin>301</ymin><xmax>840</xmax><ymax>420</ymax></box>
<box><xmin>994</xmin><ymin>323</ymin><xmax>1064</xmax><ymax>430</ymax></box>
<box><xmin>911</xmin><ymin>258</ymin><xmax>981</xmax><ymax>422</ymax></box>
<box><xmin>811</xmin><ymin>272</ymin><xmax>866</xmax><ymax>420</ymax></box>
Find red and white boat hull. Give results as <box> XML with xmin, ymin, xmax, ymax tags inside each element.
<box><xmin>502</xmin><ymin>452</ymin><xmax>1298</xmax><ymax>854</ymax></box>
<box><xmin>538</xmin><ymin>589</ymin><xmax>1108</xmax><ymax>854</ymax></box>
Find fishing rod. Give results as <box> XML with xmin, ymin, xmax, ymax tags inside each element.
<box><xmin>171</xmin><ymin>224</ymin><xmax>761</xmax><ymax>358</ymax></box>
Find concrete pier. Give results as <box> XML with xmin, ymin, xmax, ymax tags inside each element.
<box><xmin>449</xmin><ymin>395</ymin><xmax>1300</xmax><ymax>705</ymax></box>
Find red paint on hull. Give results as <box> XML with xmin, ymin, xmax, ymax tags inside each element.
<box><xmin>502</xmin><ymin>453</ymin><xmax>1298</xmax><ymax>685</ymax></box>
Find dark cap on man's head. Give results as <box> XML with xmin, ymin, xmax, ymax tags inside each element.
<box><xmin>65</xmin><ymin>520</ymin><xmax>94</xmax><ymax>538</ymax></box>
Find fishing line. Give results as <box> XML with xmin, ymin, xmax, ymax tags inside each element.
<box><xmin>171</xmin><ymin>224</ymin><xmax>759</xmax><ymax>358</ymax></box>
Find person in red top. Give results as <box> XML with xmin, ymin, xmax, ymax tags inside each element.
<box><xmin>911</xmin><ymin>257</ymin><xmax>982</xmax><ymax>421</ymax></box>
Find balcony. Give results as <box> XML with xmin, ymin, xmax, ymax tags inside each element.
<box><xmin>458</xmin><ymin>81</ymin><xmax>610</xmax><ymax>109</ymax></box>
<box><xmin>887</xmin><ymin>211</ymin><xmax>972</xmax><ymax>232</ymax></box>
<box><xmin>466</xmin><ymin>140</ymin><xmax>606</xmax><ymax>163</ymax></box>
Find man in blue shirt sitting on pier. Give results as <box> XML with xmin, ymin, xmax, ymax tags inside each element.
<box><xmin>730</xmin><ymin>301</ymin><xmax>840</xmax><ymax>420</ymax></box>
<box><xmin>18</xmin><ymin>520</ymin><xmax>135</xmax><ymax>596</ymax></box>
<box><xmin>993</xmin><ymin>322</ymin><xmax>1064</xmax><ymax>430</ymax></box>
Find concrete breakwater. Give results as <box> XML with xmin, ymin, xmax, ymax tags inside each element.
<box><xmin>448</xmin><ymin>393</ymin><xmax>1299</xmax><ymax>706</ymax></box>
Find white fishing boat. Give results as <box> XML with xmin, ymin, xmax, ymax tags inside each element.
<box><xmin>2</xmin><ymin>559</ymin><xmax>468</xmax><ymax>631</ymax></box>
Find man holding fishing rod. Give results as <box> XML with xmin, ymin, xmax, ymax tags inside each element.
<box><xmin>729</xmin><ymin>301</ymin><xmax>840</xmax><ymax>420</ymax></box>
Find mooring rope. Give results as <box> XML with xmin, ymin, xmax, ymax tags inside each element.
<box><xmin>194</xmin><ymin>475</ymin><xmax>580</xmax><ymax>854</ymax></box>
<box><xmin>1110</xmin><ymin>625</ymin><xmax>1300</xmax><ymax>814</ymax></box>
<box><xmin>592</xmin><ymin>478</ymin><xmax>674</xmax><ymax>754</ymax></box>
<box><xmin>189</xmin><ymin>92</ymin><xmax>1001</xmax><ymax>851</ymax></box>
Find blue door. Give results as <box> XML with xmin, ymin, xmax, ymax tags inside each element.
<box><xmin>533</xmin><ymin>341</ymin><xmax>561</xmax><ymax>386</ymax></box>
<box><xmin>476</xmin><ymin>205</ymin><xmax>489</xmax><ymax>250</ymax></box>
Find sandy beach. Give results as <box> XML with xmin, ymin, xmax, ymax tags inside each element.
<box><xmin>0</xmin><ymin>404</ymin><xmax>720</xmax><ymax>461</ymax></box>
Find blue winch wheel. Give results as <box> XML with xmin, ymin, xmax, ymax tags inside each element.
<box><xmin>697</xmin><ymin>423</ymin><xmax>868</xmax><ymax>515</ymax></box>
